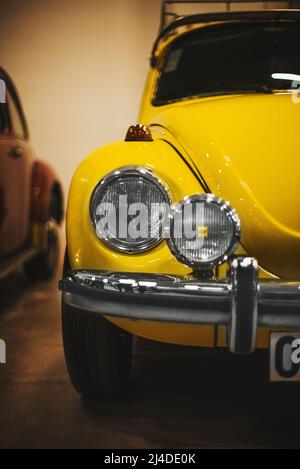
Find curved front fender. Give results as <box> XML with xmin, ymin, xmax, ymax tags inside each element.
<box><xmin>67</xmin><ymin>139</ymin><xmax>204</xmax><ymax>275</ymax></box>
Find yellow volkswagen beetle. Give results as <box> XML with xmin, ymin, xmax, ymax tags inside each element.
<box><xmin>60</xmin><ymin>3</ymin><xmax>300</xmax><ymax>397</ymax></box>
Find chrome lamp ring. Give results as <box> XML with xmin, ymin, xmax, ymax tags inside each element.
<box><xmin>90</xmin><ymin>166</ymin><xmax>171</xmax><ymax>254</ymax></box>
<box><xmin>167</xmin><ymin>193</ymin><xmax>241</xmax><ymax>269</ymax></box>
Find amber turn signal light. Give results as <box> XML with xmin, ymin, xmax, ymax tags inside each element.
<box><xmin>125</xmin><ymin>124</ymin><xmax>153</xmax><ymax>142</ymax></box>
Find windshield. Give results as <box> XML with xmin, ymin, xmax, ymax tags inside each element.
<box><xmin>154</xmin><ymin>21</ymin><xmax>300</xmax><ymax>105</ymax></box>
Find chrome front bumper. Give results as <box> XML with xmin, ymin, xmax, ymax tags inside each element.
<box><xmin>59</xmin><ymin>257</ymin><xmax>300</xmax><ymax>354</ymax></box>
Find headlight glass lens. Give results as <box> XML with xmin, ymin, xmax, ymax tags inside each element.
<box><xmin>168</xmin><ymin>194</ymin><xmax>240</xmax><ymax>267</ymax></box>
<box><xmin>90</xmin><ymin>167</ymin><xmax>170</xmax><ymax>253</ymax></box>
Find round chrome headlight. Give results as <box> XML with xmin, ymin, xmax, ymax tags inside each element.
<box><xmin>90</xmin><ymin>166</ymin><xmax>171</xmax><ymax>253</ymax></box>
<box><xmin>167</xmin><ymin>194</ymin><xmax>241</xmax><ymax>268</ymax></box>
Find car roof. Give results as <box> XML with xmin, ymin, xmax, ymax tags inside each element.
<box><xmin>151</xmin><ymin>9</ymin><xmax>300</xmax><ymax>67</ymax></box>
<box><xmin>0</xmin><ymin>66</ymin><xmax>29</xmax><ymax>138</ymax></box>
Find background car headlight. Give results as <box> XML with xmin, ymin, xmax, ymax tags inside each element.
<box><xmin>90</xmin><ymin>166</ymin><xmax>171</xmax><ymax>253</ymax></box>
<box><xmin>167</xmin><ymin>194</ymin><xmax>241</xmax><ymax>268</ymax></box>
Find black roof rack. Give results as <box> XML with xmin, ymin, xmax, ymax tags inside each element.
<box><xmin>160</xmin><ymin>0</ymin><xmax>298</xmax><ymax>30</ymax></box>
<box><xmin>152</xmin><ymin>7</ymin><xmax>300</xmax><ymax>67</ymax></box>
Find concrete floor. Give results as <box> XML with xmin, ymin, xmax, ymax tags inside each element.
<box><xmin>0</xmin><ymin>268</ymin><xmax>300</xmax><ymax>449</ymax></box>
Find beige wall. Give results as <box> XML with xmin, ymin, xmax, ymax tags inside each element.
<box><xmin>0</xmin><ymin>0</ymin><xmax>289</xmax><ymax>193</ymax></box>
<box><xmin>1</xmin><ymin>0</ymin><xmax>161</xmax><ymax>192</ymax></box>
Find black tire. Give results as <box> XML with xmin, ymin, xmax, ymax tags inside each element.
<box><xmin>61</xmin><ymin>251</ymin><xmax>133</xmax><ymax>399</ymax></box>
<box><xmin>24</xmin><ymin>192</ymin><xmax>60</xmax><ymax>280</ymax></box>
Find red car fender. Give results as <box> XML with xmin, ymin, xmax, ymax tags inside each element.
<box><xmin>30</xmin><ymin>160</ymin><xmax>63</xmax><ymax>224</ymax></box>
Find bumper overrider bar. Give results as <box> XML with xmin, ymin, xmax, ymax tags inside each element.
<box><xmin>59</xmin><ymin>257</ymin><xmax>300</xmax><ymax>354</ymax></box>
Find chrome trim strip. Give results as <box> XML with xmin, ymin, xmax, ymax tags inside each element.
<box><xmin>68</xmin><ymin>270</ymin><xmax>230</xmax><ymax>296</ymax></box>
<box><xmin>62</xmin><ymin>282</ymin><xmax>300</xmax><ymax>330</ymax></box>
<box><xmin>0</xmin><ymin>247</ymin><xmax>40</xmax><ymax>281</ymax></box>
<box><xmin>63</xmin><ymin>290</ymin><xmax>230</xmax><ymax>325</ymax></box>
<box><xmin>60</xmin><ymin>259</ymin><xmax>300</xmax><ymax>353</ymax></box>
<box><xmin>60</xmin><ymin>258</ymin><xmax>300</xmax><ymax>322</ymax></box>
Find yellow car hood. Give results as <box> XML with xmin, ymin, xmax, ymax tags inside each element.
<box><xmin>153</xmin><ymin>93</ymin><xmax>300</xmax><ymax>279</ymax></box>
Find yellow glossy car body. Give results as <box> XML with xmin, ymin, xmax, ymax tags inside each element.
<box><xmin>66</xmin><ymin>11</ymin><xmax>300</xmax><ymax>349</ymax></box>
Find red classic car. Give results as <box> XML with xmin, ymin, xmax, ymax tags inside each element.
<box><xmin>0</xmin><ymin>67</ymin><xmax>63</xmax><ymax>280</ymax></box>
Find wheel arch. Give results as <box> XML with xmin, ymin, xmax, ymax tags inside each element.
<box><xmin>50</xmin><ymin>181</ymin><xmax>64</xmax><ymax>225</ymax></box>
<box><xmin>30</xmin><ymin>160</ymin><xmax>64</xmax><ymax>224</ymax></box>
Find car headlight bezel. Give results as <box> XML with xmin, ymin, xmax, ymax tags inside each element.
<box><xmin>167</xmin><ymin>194</ymin><xmax>241</xmax><ymax>268</ymax></box>
<box><xmin>90</xmin><ymin>166</ymin><xmax>171</xmax><ymax>254</ymax></box>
